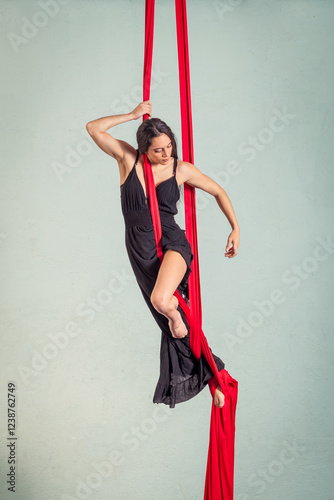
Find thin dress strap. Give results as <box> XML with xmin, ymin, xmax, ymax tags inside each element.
<box><xmin>173</xmin><ymin>156</ymin><xmax>177</xmax><ymax>175</ymax></box>
<box><xmin>135</xmin><ymin>149</ymin><xmax>139</xmax><ymax>167</ymax></box>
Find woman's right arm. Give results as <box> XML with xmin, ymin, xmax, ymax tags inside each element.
<box><xmin>86</xmin><ymin>101</ymin><xmax>152</xmax><ymax>161</ymax></box>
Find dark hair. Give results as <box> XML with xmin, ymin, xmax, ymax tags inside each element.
<box><xmin>136</xmin><ymin>118</ymin><xmax>183</xmax><ymax>205</ymax></box>
<box><xmin>136</xmin><ymin>118</ymin><xmax>178</xmax><ymax>158</ymax></box>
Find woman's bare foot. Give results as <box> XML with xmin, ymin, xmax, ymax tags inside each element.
<box><xmin>214</xmin><ymin>384</ymin><xmax>225</xmax><ymax>408</ymax></box>
<box><xmin>168</xmin><ymin>310</ymin><xmax>188</xmax><ymax>338</ymax></box>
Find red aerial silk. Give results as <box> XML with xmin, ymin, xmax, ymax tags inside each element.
<box><xmin>142</xmin><ymin>1</ymin><xmax>238</xmax><ymax>498</ymax></box>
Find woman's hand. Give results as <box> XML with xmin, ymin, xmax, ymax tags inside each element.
<box><xmin>225</xmin><ymin>228</ymin><xmax>240</xmax><ymax>258</ymax></box>
<box><xmin>131</xmin><ymin>100</ymin><xmax>152</xmax><ymax>120</ymax></box>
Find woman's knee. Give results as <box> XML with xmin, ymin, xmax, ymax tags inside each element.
<box><xmin>150</xmin><ymin>290</ymin><xmax>174</xmax><ymax>314</ymax></box>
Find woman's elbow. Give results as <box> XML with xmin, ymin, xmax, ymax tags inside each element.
<box><xmin>86</xmin><ymin>122</ymin><xmax>93</xmax><ymax>133</ymax></box>
<box><xmin>86</xmin><ymin>122</ymin><xmax>99</xmax><ymax>137</ymax></box>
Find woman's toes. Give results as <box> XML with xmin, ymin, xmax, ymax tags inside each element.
<box><xmin>214</xmin><ymin>385</ymin><xmax>225</xmax><ymax>408</ymax></box>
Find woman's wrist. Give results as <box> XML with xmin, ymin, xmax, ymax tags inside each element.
<box><xmin>126</xmin><ymin>111</ymin><xmax>136</xmax><ymax>121</ymax></box>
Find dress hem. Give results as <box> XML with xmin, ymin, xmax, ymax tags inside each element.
<box><xmin>152</xmin><ymin>365</ymin><xmax>222</xmax><ymax>409</ymax></box>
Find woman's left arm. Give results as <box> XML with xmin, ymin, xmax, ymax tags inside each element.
<box><xmin>179</xmin><ymin>161</ymin><xmax>240</xmax><ymax>258</ymax></box>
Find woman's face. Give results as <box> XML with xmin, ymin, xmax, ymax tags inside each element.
<box><xmin>146</xmin><ymin>133</ymin><xmax>173</xmax><ymax>165</ymax></box>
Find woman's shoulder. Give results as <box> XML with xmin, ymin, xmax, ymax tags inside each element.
<box><xmin>175</xmin><ymin>159</ymin><xmax>198</xmax><ymax>184</ymax></box>
<box><xmin>118</xmin><ymin>143</ymin><xmax>139</xmax><ymax>185</ymax></box>
<box><xmin>120</xmin><ymin>141</ymin><xmax>138</xmax><ymax>160</ymax></box>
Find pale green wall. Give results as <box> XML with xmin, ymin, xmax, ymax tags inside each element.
<box><xmin>1</xmin><ymin>0</ymin><xmax>333</xmax><ymax>499</ymax></box>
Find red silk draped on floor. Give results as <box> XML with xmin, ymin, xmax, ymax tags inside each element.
<box><xmin>142</xmin><ymin>1</ymin><xmax>238</xmax><ymax>498</ymax></box>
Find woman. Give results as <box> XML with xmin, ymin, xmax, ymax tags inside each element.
<box><xmin>86</xmin><ymin>100</ymin><xmax>240</xmax><ymax>409</ymax></box>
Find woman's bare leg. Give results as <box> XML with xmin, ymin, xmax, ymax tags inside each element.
<box><xmin>150</xmin><ymin>249</ymin><xmax>188</xmax><ymax>338</ymax></box>
<box><xmin>151</xmin><ymin>250</ymin><xmax>225</xmax><ymax>406</ymax></box>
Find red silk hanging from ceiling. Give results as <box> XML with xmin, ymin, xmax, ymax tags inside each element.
<box><xmin>141</xmin><ymin>1</ymin><xmax>238</xmax><ymax>498</ymax></box>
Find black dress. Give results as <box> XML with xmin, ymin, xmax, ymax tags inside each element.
<box><xmin>120</xmin><ymin>150</ymin><xmax>225</xmax><ymax>408</ymax></box>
